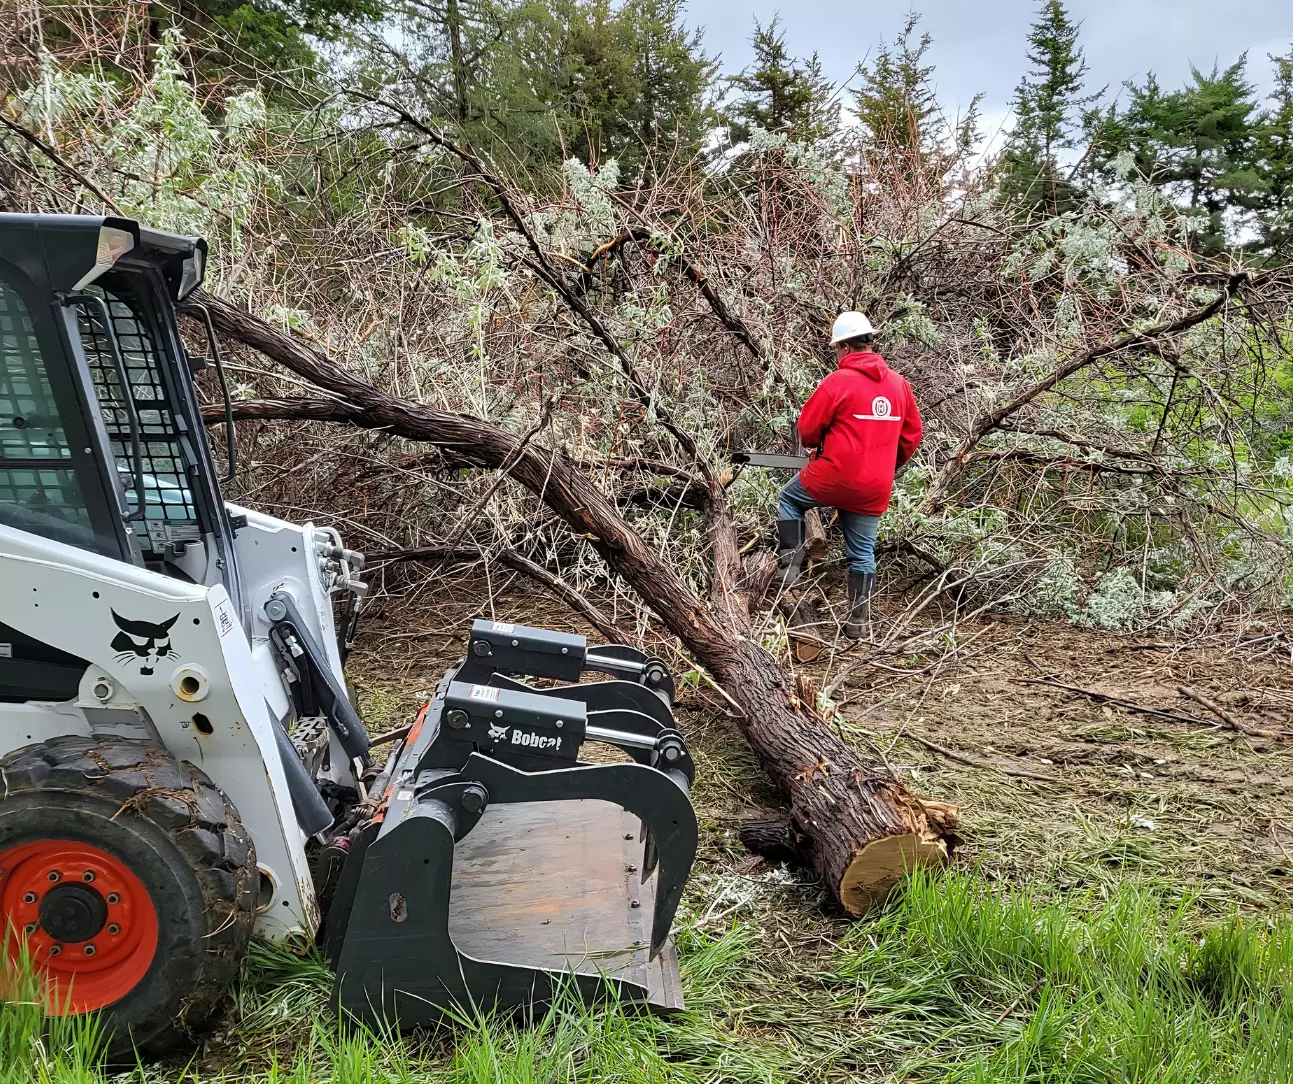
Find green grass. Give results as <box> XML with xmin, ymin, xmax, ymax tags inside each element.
<box><xmin>826</xmin><ymin>869</ymin><xmax>1293</xmax><ymax>1082</ymax></box>
<box><xmin>0</xmin><ymin>940</ymin><xmax>109</xmax><ymax>1084</ymax></box>
<box><xmin>3</xmin><ymin>872</ymin><xmax>1290</xmax><ymax>1083</ymax></box>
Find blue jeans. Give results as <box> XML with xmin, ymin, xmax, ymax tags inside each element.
<box><xmin>777</xmin><ymin>476</ymin><xmax>881</xmax><ymax>574</ymax></box>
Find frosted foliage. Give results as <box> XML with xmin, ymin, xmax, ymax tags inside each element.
<box><xmin>1005</xmin><ymin>214</ymin><xmax>1121</xmax><ymax>299</ymax></box>
<box><xmin>524</xmin><ymin>160</ymin><xmax>624</xmax><ymax>258</ymax></box>
<box><xmin>224</xmin><ymin>91</ymin><xmax>269</xmax><ymax>146</ymax></box>
<box><xmin>887</xmin><ymin>297</ymin><xmax>942</xmax><ymax>347</ymax></box>
<box><xmin>13</xmin><ymin>32</ymin><xmax>281</xmax><ymax>248</ymax></box>
<box><xmin>1079</xmin><ymin>568</ymin><xmax>1146</xmax><ymax>629</ymax></box>
<box><xmin>1014</xmin><ymin>559</ymin><xmax>1085</xmax><ymax>619</ymax></box>
<box><xmin>747</xmin><ymin>128</ymin><xmax>788</xmax><ymax>153</ymax></box>
<box><xmin>14</xmin><ymin>53</ymin><xmax>116</xmax><ymax>131</ymax></box>
<box><xmin>565</xmin><ymin>158</ymin><xmax>619</xmax><ymax>228</ymax></box>
<box><xmin>744</xmin><ymin>126</ymin><xmax>850</xmax><ymax>216</ymax></box>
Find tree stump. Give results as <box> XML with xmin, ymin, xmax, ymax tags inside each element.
<box><xmin>803</xmin><ymin>507</ymin><xmax>829</xmax><ymax>561</ymax></box>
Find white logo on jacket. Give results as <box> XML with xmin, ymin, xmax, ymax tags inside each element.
<box><xmin>854</xmin><ymin>395</ymin><xmax>900</xmax><ymax>422</ymax></box>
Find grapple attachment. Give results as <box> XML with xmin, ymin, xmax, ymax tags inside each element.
<box><xmin>325</xmin><ymin>621</ymin><xmax>695</xmax><ymax>1027</ymax></box>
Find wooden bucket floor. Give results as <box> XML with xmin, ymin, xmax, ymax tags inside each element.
<box><xmin>447</xmin><ymin>798</ymin><xmax>683</xmax><ymax>1010</ymax></box>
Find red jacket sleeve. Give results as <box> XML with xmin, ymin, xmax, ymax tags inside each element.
<box><xmin>896</xmin><ymin>379</ymin><xmax>922</xmax><ymax>467</ymax></box>
<box><xmin>797</xmin><ymin>374</ymin><xmax>841</xmax><ymax>449</ymax></box>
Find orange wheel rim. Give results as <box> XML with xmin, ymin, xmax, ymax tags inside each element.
<box><xmin>0</xmin><ymin>840</ymin><xmax>158</xmax><ymax>1013</ymax></box>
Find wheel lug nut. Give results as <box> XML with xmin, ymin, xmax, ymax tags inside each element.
<box><xmin>47</xmin><ymin>870</ymin><xmax>60</xmax><ymax>882</ymax></box>
<box><xmin>49</xmin><ymin>945</ymin><xmax>61</xmax><ymax>956</ymax></box>
<box><xmin>82</xmin><ymin>870</ymin><xmax>95</xmax><ymax>882</ymax></box>
<box><xmin>23</xmin><ymin>923</ymin><xmax>36</xmax><ymax>934</ymax></box>
<box><xmin>108</xmin><ymin>924</ymin><xmax>120</xmax><ymax>935</ymax></box>
<box><xmin>106</xmin><ymin>893</ymin><xmax>120</xmax><ymax>904</ymax></box>
<box><xmin>22</xmin><ymin>892</ymin><xmax>37</xmax><ymax>904</ymax></box>
<box><xmin>83</xmin><ymin>944</ymin><xmax>96</xmax><ymax>956</ymax></box>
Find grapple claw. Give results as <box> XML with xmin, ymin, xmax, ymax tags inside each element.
<box><xmin>326</xmin><ymin>619</ymin><xmax>695</xmax><ymax>1027</ymax></box>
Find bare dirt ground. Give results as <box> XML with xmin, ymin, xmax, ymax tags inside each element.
<box><xmin>349</xmin><ymin>573</ymin><xmax>1293</xmax><ymax>920</ymax></box>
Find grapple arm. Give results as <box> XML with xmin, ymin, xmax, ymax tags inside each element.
<box><xmin>456</xmin><ymin>619</ymin><xmax>675</xmax><ymax>703</ymax></box>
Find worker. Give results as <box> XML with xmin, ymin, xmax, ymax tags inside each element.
<box><xmin>776</xmin><ymin>311</ymin><xmax>922</xmax><ymax>637</ymax></box>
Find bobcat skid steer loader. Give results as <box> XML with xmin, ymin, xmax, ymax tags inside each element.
<box><xmin>0</xmin><ymin>213</ymin><xmax>696</xmax><ymax>1054</ymax></box>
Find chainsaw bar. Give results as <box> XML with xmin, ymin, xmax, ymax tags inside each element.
<box><xmin>732</xmin><ymin>451</ymin><xmax>810</xmax><ymax>470</ymax></box>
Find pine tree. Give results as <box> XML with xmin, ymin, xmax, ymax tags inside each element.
<box><xmin>727</xmin><ymin>17</ymin><xmax>838</xmax><ymax>144</ymax></box>
<box><xmin>1092</xmin><ymin>57</ymin><xmax>1263</xmax><ymax>252</ymax></box>
<box><xmin>998</xmin><ymin>0</ymin><xmax>1094</xmax><ymax>213</ymax></box>
<box><xmin>400</xmin><ymin>0</ymin><xmax>520</xmax><ymax>140</ymax></box>
<box><xmin>188</xmin><ymin>0</ymin><xmax>387</xmax><ymax>79</ymax></box>
<box><xmin>613</xmin><ymin>0</ymin><xmax>716</xmax><ymax>160</ymax></box>
<box><xmin>852</xmin><ymin>13</ymin><xmax>938</xmax><ymax>158</ymax></box>
<box><xmin>851</xmin><ymin>13</ymin><xmax>981</xmax><ymax>182</ymax></box>
<box><xmin>1255</xmin><ymin>43</ymin><xmax>1293</xmax><ymax>257</ymax></box>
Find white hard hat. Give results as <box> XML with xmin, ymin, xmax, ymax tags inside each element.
<box><xmin>830</xmin><ymin>311</ymin><xmax>875</xmax><ymax>344</ymax></box>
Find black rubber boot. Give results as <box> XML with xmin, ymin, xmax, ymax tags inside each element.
<box><xmin>844</xmin><ymin>570</ymin><xmax>876</xmax><ymax>638</ymax></box>
<box><xmin>776</xmin><ymin>519</ymin><xmax>807</xmax><ymax>588</ymax></box>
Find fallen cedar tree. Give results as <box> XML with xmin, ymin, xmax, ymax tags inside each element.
<box><xmin>196</xmin><ymin>289</ymin><xmax>958</xmax><ymax>914</ymax></box>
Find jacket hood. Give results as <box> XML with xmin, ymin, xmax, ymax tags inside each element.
<box><xmin>839</xmin><ymin>350</ymin><xmax>889</xmax><ymax>381</ymax></box>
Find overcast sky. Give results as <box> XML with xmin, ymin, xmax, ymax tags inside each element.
<box><xmin>684</xmin><ymin>1</ymin><xmax>1292</xmax><ymax>145</ymax></box>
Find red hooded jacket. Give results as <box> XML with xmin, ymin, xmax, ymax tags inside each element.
<box><xmin>796</xmin><ymin>351</ymin><xmax>922</xmax><ymax>516</ymax></box>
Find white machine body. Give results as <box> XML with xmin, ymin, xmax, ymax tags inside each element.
<box><xmin>0</xmin><ymin>506</ymin><xmax>361</xmax><ymax>938</ymax></box>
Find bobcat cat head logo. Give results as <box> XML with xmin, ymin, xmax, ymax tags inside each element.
<box><xmin>111</xmin><ymin>611</ymin><xmax>180</xmax><ymax>675</ymax></box>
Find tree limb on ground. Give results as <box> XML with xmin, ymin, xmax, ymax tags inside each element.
<box><xmin>366</xmin><ymin>544</ymin><xmax>626</xmax><ymax>644</ymax></box>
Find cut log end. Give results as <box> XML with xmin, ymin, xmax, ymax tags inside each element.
<box><xmin>837</xmin><ymin>832</ymin><xmax>949</xmax><ymax>914</ymax></box>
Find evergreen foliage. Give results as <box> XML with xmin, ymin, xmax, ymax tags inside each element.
<box><xmin>1252</xmin><ymin>44</ymin><xmax>1293</xmax><ymax>257</ymax></box>
<box><xmin>1091</xmin><ymin>59</ymin><xmax>1265</xmax><ymax>253</ymax></box>
<box><xmin>726</xmin><ymin>17</ymin><xmax>839</xmax><ymax>144</ymax></box>
<box><xmin>852</xmin><ymin>12</ymin><xmax>939</xmax><ymax>158</ymax></box>
<box><xmin>390</xmin><ymin>0</ymin><xmax>714</xmax><ymax>172</ymax></box>
<box><xmin>998</xmin><ymin>0</ymin><xmax>1094</xmax><ymax>213</ymax></box>
<box><xmin>178</xmin><ymin>0</ymin><xmax>387</xmax><ymax>79</ymax></box>
<box><xmin>852</xmin><ymin>13</ymin><xmax>981</xmax><ymax>183</ymax></box>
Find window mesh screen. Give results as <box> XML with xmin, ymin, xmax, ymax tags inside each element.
<box><xmin>77</xmin><ymin>286</ymin><xmax>199</xmax><ymax>550</ymax></box>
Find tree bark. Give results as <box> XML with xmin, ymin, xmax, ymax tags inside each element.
<box><xmin>195</xmin><ymin>292</ymin><xmax>957</xmax><ymax>913</ymax></box>
<box><xmin>738</xmin><ymin>818</ymin><xmax>803</xmax><ymax>865</ymax></box>
<box><xmin>803</xmin><ymin>507</ymin><xmax>829</xmax><ymax>561</ymax></box>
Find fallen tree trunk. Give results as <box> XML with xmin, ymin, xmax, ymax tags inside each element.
<box><xmin>194</xmin><ymin>295</ymin><xmax>957</xmax><ymax>914</ymax></box>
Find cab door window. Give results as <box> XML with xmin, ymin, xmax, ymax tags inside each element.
<box><xmin>0</xmin><ymin>277</ymin><xmax>96</xmax><ymax>549</ymax></box>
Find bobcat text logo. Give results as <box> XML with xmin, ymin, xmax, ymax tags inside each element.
<box><xmin>111</xmin><ymin>611</ymin><xmax>180</xmax><ymax>676</ymax></box>
<box><xmin>511</xmin><ymin>730</ymin><xmax>562</xmax><ymax>752</ymax></box>
<box><xmin>487</xmin><ymin>723</ymin><xmax>509</xmax><ymax>740</ymax></box>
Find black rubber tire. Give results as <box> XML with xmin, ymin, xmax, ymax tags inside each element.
<box><xmin>0</xmin><ymin>735</ymin><xmax>257</xmax><ymax>1059</ymax></box>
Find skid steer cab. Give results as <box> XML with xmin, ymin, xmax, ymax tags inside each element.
<box><xmin>0</xmin><ymin>214</ymin><xmax>696</xmax><ymax>1054</ymax></box>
